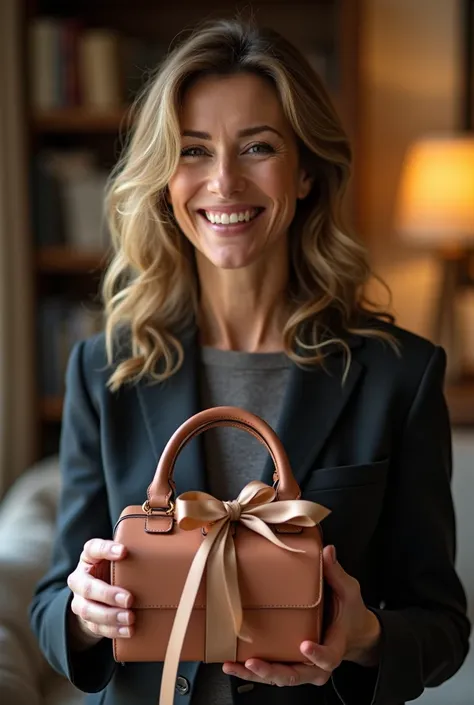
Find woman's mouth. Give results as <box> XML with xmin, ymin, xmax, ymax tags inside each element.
<box><xmin>197</xmin><ymin>207</ymin><xmax>265</xmax><ymax>233</ymax></box>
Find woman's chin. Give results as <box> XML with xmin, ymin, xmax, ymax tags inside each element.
<box><xmin>200</xmin><ymin>247</ymin><xmax>257</xmax><ymax>271</ymax></box>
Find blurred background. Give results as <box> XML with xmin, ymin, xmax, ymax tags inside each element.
<box><xmin>0</xmin><ymin>1</ymin><xmax>472</xmax><ymax>704</ymax></box>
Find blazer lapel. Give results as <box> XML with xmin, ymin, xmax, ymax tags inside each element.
<box><xmin>136</xmin><ymin>326</ymin><xmax>364</xmax><ymax>499</ymax></box>
<box><xmin>260</xmin><ymin>339</ymin><xmax>364</xmax><ymax>492</ymax></box>
<box><xmin>135</xmin><ymin>327</ymin><xmax>208</xmax><ymax>498</ymax></box>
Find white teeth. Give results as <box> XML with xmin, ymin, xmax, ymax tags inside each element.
<box><xmin>204</xmin><ymin>208</ymin><xmax>259</xmax><ymax>224</ymax></box>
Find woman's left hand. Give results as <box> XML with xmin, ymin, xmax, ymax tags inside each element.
<box><xmin>222</xmin><ymin>545</ymin><xmax>382</xmax><ymax>687</ymax></box>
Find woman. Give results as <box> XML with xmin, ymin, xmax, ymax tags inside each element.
<box><xmin>30</xmin><ymin>18</ymin><xmax>470</xmax><ymax>705</ymax></box>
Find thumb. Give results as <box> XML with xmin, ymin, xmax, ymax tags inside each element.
<box><xmin>323</xmin><ymin>545</ymin><xmax>350</xmax><ymax>596</ymax></box>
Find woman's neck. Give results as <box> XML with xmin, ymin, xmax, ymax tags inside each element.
<box><xmin>196</xmin><ymin>255</ymin><xmax>290</xmax><ymax>353</ymax></box>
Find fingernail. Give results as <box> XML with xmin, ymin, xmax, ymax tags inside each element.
<box><xmin>117</xmin><ymin>612</ymin><xmax>129</xmax><ymax>625</ymax></box>
<box><xmin>116</xmin><ymin>592</ymin><xmax>129</xmax><ymax>607</ymax></box>
<box><xmin>111</xmin><ymin>545</ymin><xmax>123</xmax><ymax>556</ymax></box>
<box><xmin>118</xmin><ymin>626</ymin><xmax>131</xmax><ymax>637</ymax></box>
<box><xmin>330</xmin><ymin>545</ymin><xmax>337</xmax><ymax>564</ymax></box>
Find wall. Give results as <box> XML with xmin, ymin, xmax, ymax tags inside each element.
<box><xmin>361</xmin><ymin>0</ymin><xmax>462</xmax><ymax>338</ymax></box>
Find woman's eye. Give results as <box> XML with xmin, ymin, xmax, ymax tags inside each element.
<box><xmin>245</xmin><ymin>142</ymin><xmax>275</xmax><ymax>155</ymax></box>
<box><xmin>180</xmin><ymin>146</ymin><xmax>207</xmax><ymax>158</ymax></box>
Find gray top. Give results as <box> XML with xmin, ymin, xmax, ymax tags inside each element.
<box><xmin>191</xmin><ymin>346</ymin><xmax>291</xmax><ymax>704</ymax></box>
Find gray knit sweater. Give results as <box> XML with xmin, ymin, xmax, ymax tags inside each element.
<box><xmin>191</xmin><ymin>346</ymin><xmax>291</xmax><ymax>704</ymax></box>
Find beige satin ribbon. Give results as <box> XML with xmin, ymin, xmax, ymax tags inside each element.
<box><xmin>159</xmin><ymin>480</ymin><xmax>331</xmax><ymax>705</ymax></box>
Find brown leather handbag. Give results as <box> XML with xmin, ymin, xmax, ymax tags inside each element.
<box><xmin>111</xmin><ymin>406</ymin><xmax>330</xmax><ymax>704</ymax></box>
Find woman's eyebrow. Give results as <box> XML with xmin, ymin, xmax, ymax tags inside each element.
<box><xmin>181</xmin><ymin>125</ymin><xmax>284</xmax><ymax>140</ymax></box>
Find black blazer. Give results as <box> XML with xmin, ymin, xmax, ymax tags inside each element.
<box><xmin>30</xmin><ymin>320</ymin><xmax>470</xmax><ymax>705</ymax></box>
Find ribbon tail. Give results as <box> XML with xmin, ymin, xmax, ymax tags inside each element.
<box><xmin>159</xmin><ymin>521</ymin><xmax>224</xmax><ymax>705</ymax></box>
<box><xmin>247</xmin><ymin>499</ymin><xmax>331</xmax><ymax>526</ymax></box>
<box><xmin>206</xmin><ymin>524</ymin><xmax>238</xmax><ymax>662</ymax></box>
<box><xmin>222</xmin><ymin>529</ymin><xmax>252</xmax><ymax>644</ymax></box>
<box><xmin>241</xmin><ymin>515</ymin><xmax>306</xmax><ymax>553</ymax></box>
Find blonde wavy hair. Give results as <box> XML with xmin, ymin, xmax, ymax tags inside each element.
<box><xmin>103</xmin><ymin>17</ymin><xmax>396</xmax><ymax>391</ymax></box>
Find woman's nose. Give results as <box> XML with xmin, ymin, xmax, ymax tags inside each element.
<box><xmin>207</xmin><ymin>155</ymin><xmax>245</xmax><ymax>199</ymax></box>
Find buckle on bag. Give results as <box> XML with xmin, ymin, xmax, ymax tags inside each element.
<box><xmin>142</xmin><ymin>500</ymin><xmax>175</xmax><ymax>516</ymax></box>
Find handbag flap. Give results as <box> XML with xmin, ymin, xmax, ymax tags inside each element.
<box><xmin>113</xmin><ymin>508</ymin><xmax>323</xmax><ymax>610</ymax></box>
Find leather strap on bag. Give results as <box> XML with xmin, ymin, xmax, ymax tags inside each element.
<box><xmin>146</xmin><ymin>406</ymin><xmax>301</xmax><ymax>509</ymax></box>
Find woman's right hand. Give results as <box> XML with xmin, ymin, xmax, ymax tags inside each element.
<box><xmin>67</xmin><ymin>539</ymin><xmax>135</xmax><ymax>650</ymax></box>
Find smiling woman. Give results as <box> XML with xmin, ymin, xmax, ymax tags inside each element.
<box><xmin>101</xmin><ymin>17</ymin><xmax>395</xmax><ymax>384</ymax></box>
<box><xmin>30</xmin><ymin>15</ymin><xmax>470</xmax><ymax>705</ymax></box>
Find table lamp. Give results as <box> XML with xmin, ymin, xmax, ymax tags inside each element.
<box><xmin>395</xmin><ymin>134</ymin><xmax>474</xmax><ymax>382</ymax></box>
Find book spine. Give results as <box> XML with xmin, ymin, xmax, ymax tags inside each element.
<box><xmin>78</xmin><ymin>29</ymin><xmax>123</xmax><ymax>110</ymax></box>
<box><xmin>29</xmin><ymin>18</ymin><xmax>61</xmax><ymax>110</ymax></box>
<box><xmin>63</xmin><ymin>20</ymin><xmax>81</xmax><ymax>107</ymax></box>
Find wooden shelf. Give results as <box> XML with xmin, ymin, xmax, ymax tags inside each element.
<box><xmin>446</xmin><ymin>382</ymin><xmax>474</xmax><ymax>427</ymax></box>
<box><xmin>41</xmin><ymin>396</ymin><xmax>63</xmax><ymax>423</ymax></box>
<box><xmin>37</xmin><ymin>246</ymin><xmax>108</xmax><ymax>273</ymax></box>
<box><xmin>33</xmin><ymin>107</ymin><xmax>131</xmax><ymax>133</ymax></box>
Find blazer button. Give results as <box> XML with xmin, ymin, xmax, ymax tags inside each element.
<box><xmin>175</xmin><ymin>675</ymin><xmax>190</xmax><ymax>695</ymax></box>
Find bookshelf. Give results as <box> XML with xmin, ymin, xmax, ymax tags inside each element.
<box><xmin>33</xmin><ymin>108</ymin><xmax>129</xmax><ymax>133</ymax></box>
<box><xmin>24</xmin><ymin>0</ymin><xmax>364</xmax><ymax>459</ymax></box>
<box><xmin>37</xmin><ymin>246</ymin><xmax>107</xmax><ymax>273</ymax></box>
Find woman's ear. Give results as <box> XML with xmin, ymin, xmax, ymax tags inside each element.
<box><xmin>297</xmin><ymin>170</ymin><xmax>314</xmax><ymax>200</ymax></box>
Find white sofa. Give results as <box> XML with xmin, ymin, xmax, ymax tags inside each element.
<box><xmin>0</xmin><ymin>456</ymin><xmax>82</xmax><ymax>705</ymax></box>
<box><xmin>0</xmin><ymin>435</ymin><xmax>472</xmax><ymax>705</ymax></box>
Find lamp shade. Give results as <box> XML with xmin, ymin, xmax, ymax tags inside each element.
<box><xmin>395</xmin><ymin>135</ymin><xmax>474</xmax><ymax>246</ymax></box>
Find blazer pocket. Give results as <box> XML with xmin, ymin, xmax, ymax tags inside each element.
<box><xmin>303</xmin><ymin>457</ymin><xmax>389</xmax><ymax>494</ymax></box>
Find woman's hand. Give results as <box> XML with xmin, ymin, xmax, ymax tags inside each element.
<box><xmin>222</xmin><ymin>545</ymin><xmax>382</xmax><ymax>687</ymax></box>
<box><xmin>67</xmin><ymin>539</ymin><xmax>134</xmax><ymax>650</ymax></box>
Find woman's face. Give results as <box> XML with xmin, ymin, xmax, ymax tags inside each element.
<box><xmin>167</xmin><ymin>72</ymin><xmax>312</xmax><ymax>270</ymax></box>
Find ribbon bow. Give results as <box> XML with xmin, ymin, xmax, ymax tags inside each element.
<box><xmin>159</xmin><ymin>480</ymin><xmax>331</xmax><ymax>705</ymax></box>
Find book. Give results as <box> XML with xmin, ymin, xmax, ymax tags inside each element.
<box><xmin>30</xmin><ymin>153</ymin><xmax>66</xmax><ymax>246</ymax></box>
<box><xmin>78</xmin><ymin>29</ymin><xmax>123</xmax><ymax>110</ymax></box>
<box><xmin>61</xmin><ymin>168</ymin><xmax>110</xmax><ymax>252</ymax></box>
<box><xmin>33</xmin><ymin>149</ymin><xmax>110</xmax><ymax>252</ymax></box>
<box><xmin>29</xmin><ymin>18</ymin><xmax>62</xmax><ymax>110</ymax></box>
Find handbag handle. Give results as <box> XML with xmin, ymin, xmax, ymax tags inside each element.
<box><xmin>146</xmin><ymin>406</ymin><xmax>301</xmax><ymax>510</ymax></box>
